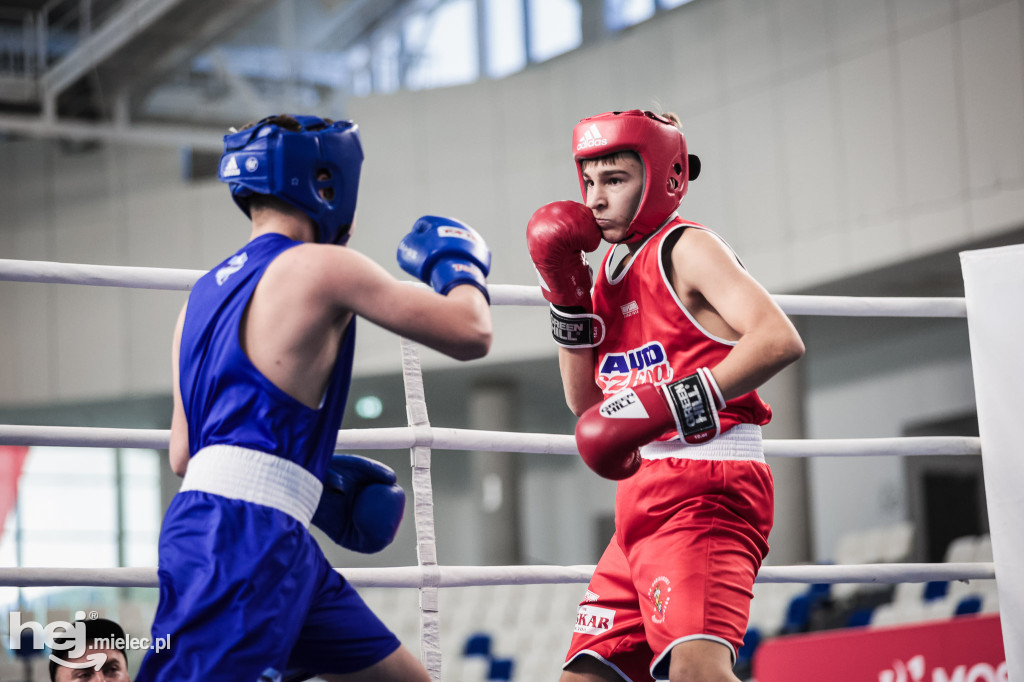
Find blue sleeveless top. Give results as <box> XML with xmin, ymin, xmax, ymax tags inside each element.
<box><xmin>179</xmin><ymin>233</ymin><xmax>355</xmax><ymax>480</ymax></box>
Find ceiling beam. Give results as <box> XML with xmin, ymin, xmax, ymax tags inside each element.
<box><xmin>39</xmin><ymin>0</ymin><xmax>187</xmax><ymax>98</ymax></box>
<box><xmin>0</xmin><ymin>113</ymin><xmax>223</xmax><ymax>150</ymax></box>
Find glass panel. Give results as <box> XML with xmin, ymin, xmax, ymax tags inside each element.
<box><xmin>348</xmin><ymin>45</ymin><xmax>372</xmax><ymax>97</ymax></box>
<box><xmin>121</xmin><ymin>449</ymin><xmax>162</xmax><ymax>566</ymax></box>
<box><xmin>123</xmin><ymin>487</ymin><xmax>160</xmax><ymax>535</ymax></box>
<box><xmin>18</xmin><ymin>448</ymin><xmax>117</xmax><ymax>537</ymax></box>
<box><xmin>607</xmin><ymin>0</ymin><xmax>656</xmax><ymax>31</ymax></box>
<box><xmin>24</xmin><ymin>447</ymin><xmax>115</xmax><ymax>477</ymax></box>
<box><xmin>659</xmin><ymin>0</ymin><xmax>698</xmax><ymax>9</ymax></box>
<box><xmin>125</xmin><ymin>533</ymin><xmax>159</xmax><ymax>568</ymax></box>
<box><xmin>372</xmin><ymin>31</ymin><xmax>402</xmax><ymax>94</ymax></box>
<box><xmin>485</xmin><ymin>0</ymin><xmax>526</xmax><ymax>78</ymax></box>
<box><xmin>0</xmin><ymin>522</ymin><xmax>17</xmax><ymax>611</ymax></box>
<box><xmin>528</xmin><ymin>0</ymin><xmax>581</xmax><ymax>63</ymax></box>
<box><xmin>21</xmin><ymin>539</ymin><xmax>118</xmax><ymax>569</ymax></box>
<box><xmin>122</xmin><ymin>448</ymin><xmax>159</xmax><ymax>479</ymax></box>
<box><xmin>405</xmin><ymin>0</ymin><xmax>478</xmax><ymax>90</ymax></box>
<box><xmin>17</xmin><ymin>480</ymin><xmax>117</xmax><ymax>534</ymax></box>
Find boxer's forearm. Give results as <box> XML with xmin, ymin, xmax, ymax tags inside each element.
<box><xmin>707</xmin><ymin>323</ymin><xmax>804</xmax><ymax>401</ymax></box>
<box><xmin>558</xmin><ymin>346</ymin><xmax>604</xmax><ymax>417</ymax></box>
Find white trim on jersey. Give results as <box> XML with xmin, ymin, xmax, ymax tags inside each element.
<box><xmin>563</xmin><ymin>651</ymin><xmax>633</xmax><ymax>682</ymax></box>
<box><xmin>655</xmin><ymin>222</ymin><xmax>739</xmax><ymax>347</ymax></box>
<box><xmin>604</xmin><ymin>212</ymin><xmax>681</xmax><ymax>285</ymax></box>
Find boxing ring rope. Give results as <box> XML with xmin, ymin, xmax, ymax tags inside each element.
<box><xmin>0</xmin><ymin>257</ymin><xmax>998</xmax><ymax>678</ymax></box>
<box><xmin>0</xmin><ymin>258</ymin><xmax>968</xmax><ymax>317</ymax></box>
<box><xmin>0</xmin><ymin>563</ymin><xmax>996</xmax><ymax>590</ymax></box>
<box><xmin>0</xmin><ymin>424</ymin><xmax>982</xmax><ymax>458</ymax></box>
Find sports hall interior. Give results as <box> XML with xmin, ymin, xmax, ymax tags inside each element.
<box><xmin>0</xmin><ymin>0</ymin><xmax>1018</xmax><ymax>679</ymax></box>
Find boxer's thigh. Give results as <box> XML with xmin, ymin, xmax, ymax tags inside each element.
<box><xmin>625</xmin><ymin>460</ymin><xmax>774</xmax><ymax>678</ymax></box>
<box><xmin>564</xmin><ymin>536</ymin><xmax>656</xmax><ymax>682</ymax></box>
<box><xmin>286</xmin><ymin>558</ymin><xmax>402</xmax><ymax>676</ymax></box>
<box><xmin>139</xmin><ymin>494</ymin><xmax>319</xmax><ymax>681</ymax></box>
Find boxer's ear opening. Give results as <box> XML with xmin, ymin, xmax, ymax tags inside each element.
<box><xmin>317</xmin><ymin>169</ymin><xmax>335</xmax><ymax>201</ymax></box>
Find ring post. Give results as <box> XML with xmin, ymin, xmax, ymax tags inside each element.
<box><xmin>961</xmin><ymin>244</ymin><xmax>1024</xmax><ymax>675</ymax></box>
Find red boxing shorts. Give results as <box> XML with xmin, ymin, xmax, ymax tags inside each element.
<box><xmin>564</xmin><ymin>425</ymin><xmax>774</xmax><ymax>681</ymax></box>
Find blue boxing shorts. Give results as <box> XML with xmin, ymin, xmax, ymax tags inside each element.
<box><xmin>136</xmin><ymin>447</ymin><xmax>400</xmax><ymax>682</ymax></box>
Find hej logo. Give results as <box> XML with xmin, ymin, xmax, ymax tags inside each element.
<box><xmin>9</xmin><ymin>611</ymin><xmax>105</xmax><ymax>671</ymax></box>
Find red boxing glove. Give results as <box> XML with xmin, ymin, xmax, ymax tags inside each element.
<box><xmin>575</xmin><ymin>368</ymin><xmax>726</xmax><ymax>480</ymax></box>
<box><xmin>526</xmin><ymin>201</ymin><xmax>601</xmax><ymax>308</ymax></box>
<box><xmin>526</xmin><ymin>201</ymin><xmax>605</xmax><ymax>347</ymax></box>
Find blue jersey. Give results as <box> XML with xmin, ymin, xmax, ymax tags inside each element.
<box><xmin>139</xmin><ymin>233</ymin><xmax>399</xmax><ymax>681</ymax></box>
<box><xmin>179</xmin><ymin>232</ymin><xmax>355</xmax><ymax>480</ymax></box>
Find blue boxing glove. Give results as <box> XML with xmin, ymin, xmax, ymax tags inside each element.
<box><xmin>397</xmin><ymin>216</ymin><xmax>491</xmax><ymax>302</ymax></box>
<box><xmin>311</xmin><ymin>454</ymin><xmax>406</xmax><ymax>554</ymax></box>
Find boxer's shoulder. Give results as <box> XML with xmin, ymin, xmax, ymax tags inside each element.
<box><xmin>260</xmin><ymin>240</ymin><xmax>375</xmax><ymax>293</ymax></box>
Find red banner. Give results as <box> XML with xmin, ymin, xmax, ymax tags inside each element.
<box><xmin>0</xmin><ymin>446</ymin><xmax>30</xmax><ymax>545</ymax></box>
<box><xmin>754</xmin><ymin>613</ymin><xmax>1006</xmax><ymax>682</ymax></box>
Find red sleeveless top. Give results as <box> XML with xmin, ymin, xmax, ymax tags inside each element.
<box><xmin>591</xmin><ymin>217</ymin><xmax>772</xmax><ymax>440</ymax></box>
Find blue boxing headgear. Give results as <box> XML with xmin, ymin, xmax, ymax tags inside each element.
<box><xmin>218</xmin><ymin>114</ymin><xmax>363</xmax><ymax>245</ymax></box>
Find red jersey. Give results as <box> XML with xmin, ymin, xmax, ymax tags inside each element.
<box><xmin>591</xmin><ymin>218</ymin><xmax>772</xmax><ymax>438</ymax></box>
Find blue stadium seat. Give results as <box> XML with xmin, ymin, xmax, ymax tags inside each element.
<box><xmin>846</xmin><ymin>607</ymin><xmax>874</xmax><ymax>628</ymax></box>
<box><xmin>463</xmin><ymin>633</ymin><xmax>492</xmax><ymax>657</ymax></box>
<box><xmin>808</xmin><ymin>583</ymin><xmax>831</xmax><ymax>602</ymax></box>
<box><xmin>783</xmin><ymin>594</ymin><xmax>813</xmax><ymax>633</ymax></box>
<box><xmin>955</xmin><ymin>595</ymin><xmax>982</xmax><ymax>616</ymax></box>
<box><xmin>782</xmin><ymin>583</ymin><xmax>831</xmax><ymax>633</ymax></box>
<box><xmin>488</xmin><ymin>657</ymin><xmax>515</xmax><ymax>681</ymax></box>
<box><xmin>736</xmin><ymin>627</ymin><xmax>762</xmax><ymax>666</ymax></box>
<box><xmin>923</xmin><ymin>580</ymin><xmax>949</xmax><ymax>601</ymax></box>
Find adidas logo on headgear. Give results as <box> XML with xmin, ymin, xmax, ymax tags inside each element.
<box><xmin>576</xmin><ymin>124</ymin><xmax>608</xmax><ymax>151</ymax></box>
<box><xmin>222</xmin><ymin>156</ymin><xmax>241</xmax><ymax>178</ymax></box>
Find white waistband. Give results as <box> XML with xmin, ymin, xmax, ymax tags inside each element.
<box><xmin>639</xmin><ymin>424</ymin><xmax>764</xmax><ymax>462</ymax></box>
<box><xmin>179</xmin><ymin>445</ymin><xmax>323</xmax><ymax>527</ymax></box>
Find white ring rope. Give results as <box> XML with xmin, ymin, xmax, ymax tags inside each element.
<box><xmin>0</xmin><ymin>425</ymin><xmax>982</xmax><ymax>458</ymax></box>
<box><xmin>0</xmin><ymin>562</ymin><xmax>995</xmax><ymax>590</ymax></box>
<box><xmin>0</xmin><ymin>258</ymin><xmax>968</xmax><ymax>317</ymax></box>
<box><xmin>772</xmin><ymin>293</ymin><xmax>966</xmax><ymax>318</ymax></box>
<box><xmin>0</xmin><ymin>258</ymin><xmax>202</xmax><ymax>291</ymax></box>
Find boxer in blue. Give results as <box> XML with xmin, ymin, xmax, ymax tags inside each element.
<box><xmin>136</xmin><ymin>115</ymin><xmax>493</xmax><ymax>681</ymax></box>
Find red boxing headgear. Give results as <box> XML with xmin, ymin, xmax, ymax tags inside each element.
<box><xmin>573</xmin><ymin>110</ymin><xmax>694</xmax><ymax>243</ymax></box>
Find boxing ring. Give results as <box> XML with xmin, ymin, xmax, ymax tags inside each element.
<box><xmin>0</xmin><ymin>248</ymin><xmax>1021</xmax><ymax>680</ymax></box>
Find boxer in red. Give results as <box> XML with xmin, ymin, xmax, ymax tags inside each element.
<box><xmin>527</xmin><ymin>110</ymin><xmax>805</xmax><ymax>682</ymax></box>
